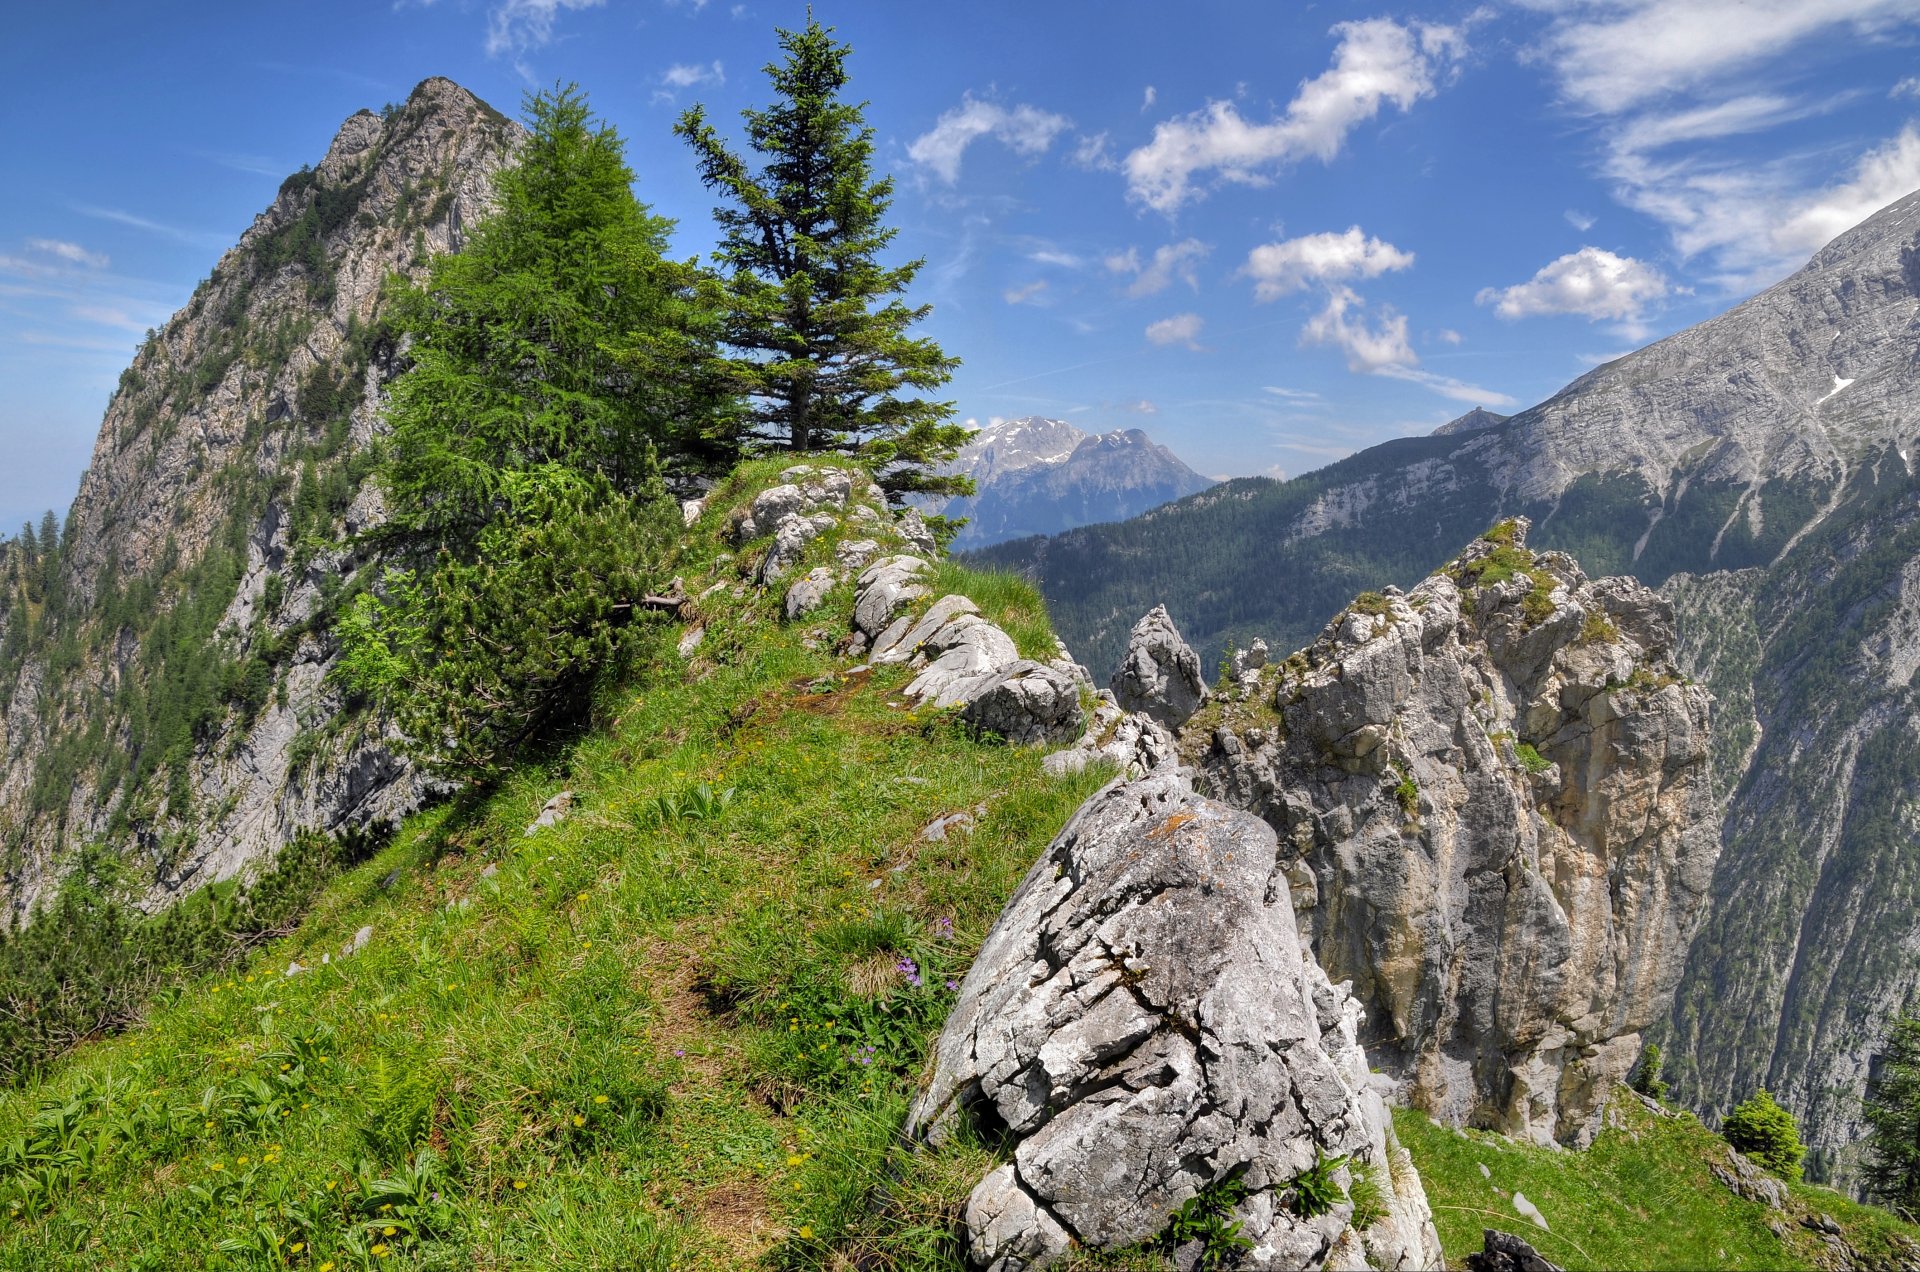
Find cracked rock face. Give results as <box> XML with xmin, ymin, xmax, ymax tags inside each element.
<box><xmin>1111</xmin><ymin>604</ymin><xmax>1210</xmax><ymax>728</ymax></box>
<box><xmin>909</xmin><ymin>770</ymin><xmax>1440</xmax><ymax>1271</ymax></box>
<box><xmin>1191</xmin><ymin>522</ymin><xmax>1717</xmax><ymax>1144</ymax></box>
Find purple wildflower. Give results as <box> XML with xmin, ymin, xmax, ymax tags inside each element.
<box><xmin>896</xmin><ymin>956</ymin><xmax>922</xmax><ymax>988</ymax></box>
<box><xmin>935</xmin><ymin>916</ymin><xmax>954</xmax><ymax>940</ymax></box>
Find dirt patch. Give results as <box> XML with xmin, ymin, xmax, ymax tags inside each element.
<box><xmin>696</xmin><ymin>1172</ymin><xmax>784</xmax><ymax>1263</ymax></box>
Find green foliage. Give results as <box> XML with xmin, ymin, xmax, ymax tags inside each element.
<box><xmin>642</xmin><ymin>782</ymin><xmax>736</xmax><ymax>827</ymax></box>
<box><xmin>1288</xmin><ymin>1148</ymin><xmax>1349</xmax><ymax>1217</ymax></box>
<box><xmin>1392</xmin><ymin>768</ymin><xmax>1419</xmax><ymax>819</ymax></box>
<box><xmin>1630</xmin><ymin>1042</ymin><xmax>1670</xmax><ymax>1102</ymax></box>
<box><xmin>1157</xmin><ymin>1174</ymin><xmax>1253</xmax><ymax>1268</ymax></box>
<box><xmin>382</xmin><ymin>83</ymin><xmax>731</xmax><ymax>551</ymax></box>
<box><xmin>676</xmin><ymin>19</ymin><xmax>968</xmax><ymax>501</ymax></box>
<box><xmin>1722</xmin><ymin>1090</ymin><xmax>1806</xmax><ymax>1181</ymax></box>
<box><xmin>1580</xmin><ymin>608</ymin><xmax>1621</xmax><ymax>644</ymax></box>
<box><xmin>339</xmin><ymin>465</ymin><xmax>680</xmax><ymax>781</ymax></box>
<box><xmin>1347</xmin><ymin>1160</ymin><xmax>1388</xmax><ymax>1230</ymax></box>
<box><xmin>1514</xmin><ymin>741</ymin><xmax>1553</xmax><ymax>775</ymax></box>
<box><xmin>1865</xmin><ymin>1014</ymin><xmax>1920</xmax><ymax>1218</ymax></box>
<box><xmin>1350</xmin><ymin>590</ymin><xmax>1392</xmax><ymax>616</ymax></box>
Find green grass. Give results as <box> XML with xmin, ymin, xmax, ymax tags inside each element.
<box><xmin>0</xmin><ymin>465</ymin><xmax>1111</xmax><ymax>1270</ymax></box>
<box><xmin>1398</xmin><ymin>1098</ymin><xmax>1920</xmax><ymax>1271</ymax></box>
<box><xmin>926</xmin><ymin>559</ymin><xmax>1057</xmax><ymax>661</ymax></box>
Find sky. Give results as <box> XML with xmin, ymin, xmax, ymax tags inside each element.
<box><xmin>4</xmin><ymin>1</ymin><xmax>1920</xmax><ymax>531</ymax></box>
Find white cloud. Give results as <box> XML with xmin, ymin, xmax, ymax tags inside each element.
<box><xmin>1124</xmin><ymin>18</ymin><xmax>1467</xmax><ymax>213</ymax></box>
<box><xmin>1107</xmin><ymin>238</ymin><xmax>1209</xmax><ymax>297</ymax></box>
<box><xmin>1376</xmin><ymin>365</ymin><xmax>1520</xmax><ymax>407</ymax></box>
<box><xmin>484</xmin><ymin>0</ymin><xmax>603</xmax><ymax>59</ymax></box>
<box><xmin>1003</xmin><ymin>280</ymin><xmax>1049</xmax><ymax>305</ymax></box>
<box><xmin>1142</xmin><ymin>85</ymin><xmax>1157</xmax><ymax>111</ymax></box>
<box><xmin>1770</xmin><ymin>124</ymin><xmax>1920</xmax><ymax>258</ymax></box>
<box><xmin>25</xmin><ymin>239</ymin><xmax>106</xmax><ymax>269</ymax></box>
<box><xmin>1124</xmin><ymin>398</ymin><xmax>1159</xmax><ymax>414</ymax></box>
<box><xmin>1897</xmin><ymin>76</ymin><xmax>1920</xmax><ymax>99</ymax></box>
<box><xmin>1436</xmin><ymin>328</ymin><xmax>1464</xmax><ymax>345</ymax></box>
<box><xmin>1476</xmin><ymin>246</ymin><xmax>1670</xmax><ymax>331</ymax></box>
<box><xmin>1072</xmin><ymin>132</ymin><xmax>1118</xmax><ymax>171</ymax></box>
<box><xmin>1146</xmin><ymin>313</ymin><xmax>1205</xmax><ymax>349</ymax></box>
<box><xmin>1028</xmin><ymin>248</ymin><xmax>1083</xmax><ymax>268</ymax></box>
<box><xmin>1244</xmin><ymin>227</ymin><xmax>1414</xmax><ymax>300</ymax></box>
<box><xmin>908</xmin><ymin>96</ymin><xmax>1072</xmax><ymax>184</ymax></box>
<box><xmin>1261</xmin><ymin>385</ymin><xmax>1323</xmax><ymax>401</ymax></box>
<box><xmin>1565</xmin><ymin>209</ymin><xmax>1596</xmax><ymax>231</ymax></box>
<box><xmin>1534</xmin><ymin>0</ymin><xmax>1920</xmax><ymax>115</ymax></box>
<box><xmin>661</xmin><ymin>60</ymin><xmax>724</xmax><ymax>89</ymax></box>
<box><xmin>71</xmin><ymin>204</ymin><xmax>225</xmax><ymax>247</ymax></box>
<box><xmin>1301</xmin><ymin>286</ymin><xmax>1416</xmax><ymax>372</ymax></box>
<box><xmin>69</xmin><ymin>304</ymin><xmax>145</xmax><ymax>332</ymax></box>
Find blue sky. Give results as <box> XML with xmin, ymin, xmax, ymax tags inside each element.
<box><xmin>5</xmin><ymin>0</ymin><xmax>1920</xmax><ymax>530</ymax></box>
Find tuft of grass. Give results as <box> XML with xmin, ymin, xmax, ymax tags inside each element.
<box><xmin>927</xmin><ymin>559</ymin><xmax>1059</xmax><ymax>661</ymax></box>
<box><xmin>1513</xmin><ymin>742</ymin><xmax>1553</xmax><ymax>775</ymax></box>
<box><xmin>1350</xmin><ymin>591</ymin><xmax>1393</xmax><ymax>617</ymax></box>
<box><xmin>1580</xmin><ymin>609</ymin><xmax>1621</xmax><ymax>644</ymax></box>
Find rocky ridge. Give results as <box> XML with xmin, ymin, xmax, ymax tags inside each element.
<box><xmin>0</xmin><ymin>79</ymin><xmax>520</xmax><ymax>913</ymax></box>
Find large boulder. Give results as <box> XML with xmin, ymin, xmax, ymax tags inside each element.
<box><xmin>959</xmin><ymin>662</ymin><xmax>1084</xmax><ymax>745</ymax></box>
<box><xmin>1111</xmin><ymin>604</ymin><xmax>1210</xmax><ymax>728</ymax></box>
<box><xmin>909</xmin><ymin>770</ymin><xmax>1440</xmax><ymax>1270</ymax></box>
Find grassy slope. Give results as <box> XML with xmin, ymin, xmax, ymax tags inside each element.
<box><xmin>4</xmin><ymin>460</ymin><xmax>1918</xmax><ymax>1270</ymax></box>
<box><xmin>1398</xmin><ymin>1099</ymin><xmax>1920</xmax><ymax>1271</ymax></box>
<box><xmin>0</xmin><ymin>461</ymin><xmax>1105</xmax><ymax>1270</ymax></box>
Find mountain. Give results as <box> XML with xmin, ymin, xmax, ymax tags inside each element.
<box><xmin>979</xmin><ymin>184</ymin><xmax>1920</xmax><ymax>1184</ymax></box>
<box><xmin>930</xmin><ymin>416</ymin><xmax>1213</xmax><ymax>549</ymax></box>
<box><xmin>0</xmin><ymin>79</ymin><xmax>519</xmax><ymax>916</ymax></box>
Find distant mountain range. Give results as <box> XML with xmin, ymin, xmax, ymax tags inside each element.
<box><xmin>979</xmin><ymin>183</ymin><xmax>1920</xmax><ymax>1186</ymax></box>
<box><xmin>927</xmin><ymin>416</ymin><xmax>1212</xmax><ymax>550</ymax></box>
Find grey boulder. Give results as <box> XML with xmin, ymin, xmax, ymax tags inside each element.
<box><xmin>1111</xmin><ymin>604</ymin><xmax>1209</xmax><ymax>728</ymax></box>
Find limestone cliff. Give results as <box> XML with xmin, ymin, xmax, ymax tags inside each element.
<box><xmin>1185</xmin><ymin>522</ymin><xmax>1717</xmax><ymax>1145</ymax></box>
<box><xmin>0</xmin><ymin>79</ymin><xmax>519</xmax><ymax>914</ymax></box>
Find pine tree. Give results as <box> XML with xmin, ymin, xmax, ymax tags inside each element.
<box><xmin>1865</xmin><ymin>1014</ymin><xmax>1920</xmax><ymax>1218</ymax></box>
<box><xmin>381</xmin><ymin>83</ymin><xmax>730</xmax><ymax>551</ymax></box>
<box><xmin>675</xmin><ymin>18</ymin><xmax>968</xmax><ymax>502</ymax></box>
<box><xmin>341</xmin><ymin>85</ymin><xmax>717</xmax><ymax>780</ymax></box>
<box><xmin>1722</xmin><ymin>1089</ymin><xmax>1806</xmax><ymax>1181</ymax></box>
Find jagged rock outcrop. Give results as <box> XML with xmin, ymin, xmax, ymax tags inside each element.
<box><xmin>979</xmin><ymin>185</ymin><xmax>1920</xmax><ymax>1179</ymax></box>
<box><xmin>1186</xmin><ymin>522</ymin><xmax>1716</xmax><ymax>1144</ymax></box>
<box><xmin>909</xmin><ymin>770</ymin><xmax>1440</xmax><ymax>1270</ymax></box>
<box><xmin>0</xmin><ymin>78</ymin><xmax>520</xmax><ymax>913</ymax></box>
<box><xmin>1111</xmin><ymin>604</ymin><xmax>1209</xmax><ymax>728</ymax></box>
<box><xmin>1466</xmin><ymin>1229</ymin><xmax>1563</xmax><ymax>1272</ymax></box>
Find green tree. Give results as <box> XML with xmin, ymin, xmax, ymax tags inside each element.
<box><xmin>1864</xmin><ymin>1014</ymin><xmax>1920</xmax><ymax>1218</ymax></box>
<box><xmin>675</xmin><ymin>18</ymin><xmax>968</xmax><ymax>501</ymax></box>
<box><xmin>1721</xmin><ymin>1089</ymin><xmax>1805</xmax><ymax>1181</ymax></box>
<box><xmin>1630</xmin><ymin>1042</ymin><xmax>1670</xmax><ymax>1102</ymax></box>
<box><xmin>381</xmin><ymin>83</ymin><xmax>730</xmax><ymax>551</ymax></box>
<box><xmin>341</xmin><ymin>86</ymin><xmax>714</xmax><ymax>780</ymax></box>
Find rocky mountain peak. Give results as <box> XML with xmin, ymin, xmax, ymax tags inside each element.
<box><xmin>0</xmin><ymin>79</ymin><xmax>520</xmax><ymax>914</ymax></box>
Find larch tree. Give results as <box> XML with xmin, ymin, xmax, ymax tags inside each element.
<box><xmin>674</xmin><ymin>17</ymin><xmax>970</xmax><ymax>504</ymax></box>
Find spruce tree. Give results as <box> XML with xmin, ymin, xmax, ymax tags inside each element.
<box><xmin>675</xmin><ymin>18</ymin><xmax>969</xmax><ymax>501</ymax></box>
<box><xmin>1722</xmin><ymin>1089</ymin><xmax>1806</xmax><ymax>1181</ymax></box>
<box><xmin>1865</xmin><ymin>1014</ymin><xmax>1920</xmax><ymax>1218</ymax></box>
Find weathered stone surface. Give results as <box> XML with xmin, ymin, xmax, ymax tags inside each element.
<box><xmin>910</xmin><ymin>771</ymin><xmax>1440</xmax><ymax>1271</ymax></box>
<box><xmin>873</xmin><ymin>594</ymin><xmax>979</xmax><ymax>664</ymax></box>
<box><xmin>1712</xmin><ymin>1152</ymin><xmax>1788</xmax><ymax>1210</ymax></box>
<box><xmin>853</xmin><ymin>556</ymin><xmax>931</xmax><ymax>646</ymax></box>
<box><xmin>1465</xmin><ymin>1229</ymin><xmax>1563</xmax><ymax>1272</ymax></box>
<box><xmin>1043</xmin><ymin>690</ymin><xmax>1179</xmax><ymax>780</ymax></box>
<box><xmin>1191</xmin><ymin>524</ymin><xmax>1717</xmax><ymax>1145</ymax></box>
<box><xmin>523</xmin><ymin>790</ymin><xmax>574</xmax><ymax>836</ymax></box>
<box><xmin>958</xmin><ymin>662</ymin><xmax>1084</xmax><ymax>745</ymax></box>
<box><xmin>783</xmin><ymin>567</ymin><xmax>837</xmax><ymax>621</ymax></box>
<box><xmin>1111</xmin><ymin>604</ymin><xmax>1209</xmax><ymax>728</ymax></box>
<box><xmin>904</xmin><ymin>615</ymin><xmax>1023</xmax><ymax>707</ymax></box>
<box><xmin>896</xmin><ymin>507</ymin><xmax>938</xmax><ymax>555</ymax></box>
<box><xmin>835</xmin><ymin>537</ymin><xmax>881</xmax><ymax>571</ymax></box>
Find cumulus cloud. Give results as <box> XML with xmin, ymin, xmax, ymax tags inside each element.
<box><xmin>485</xmin><ymin>0</ymin><xmax>603</xmax><ymax>60</ymax></box>
<box><xmin>908</xmin><ymin>96</ymin><xmax>1072</xmax><ymax>183</ymax></box>
<box><xmin>1534</xmin><ymin>0</ymin><xmax>1920</xmax><ymax>115</ymax></box>
<box><xmin>1072</xmin><ymin>132</ymin><xmax>1118</xmax><ymax>172</ymax></box>
<box><xmin>25</xmin><ymin>239</ymin><xmax>106</xmax><ymax>269</ymax></box>
<box><xmin>661</xmin><ymin>60</ymin><xmax>724</xmax><ymax>89</ymax></box>
<box><xmin>1243</xmin><ymin>227</ymin><xmax>1414</xmax><ymax>301</ymax></box>
<box><xmin>1146</xmin><ymin>313</ymin><xmax>1205</xmax><ymax>349</ymax></box>
<box><xmin>1897</xmin><ymin>76</ymin><xmax>1920</xmax><ymax>99</ymax></box>
<box><xmin>1124</xmin><ymin>18</ymin><xmax>1466</xmax><ymax>213</ymax></box>
<box><xmin>1106</xmin><ymin>238</ymin><xmax>1209</xmax><ymax>297</ymax></box>
<box><xmin>1436</xmin><ymin>328</ymin><xmax>1464</xmax><ymax>345</ymax></box>
<box><xmin>1476</xmin><ymin>246</ymin><xmax>1670</xmax><ymax>332</ymax></box>
<box><xmin>1300</xmin><ymin>286</ymin><xmax>1415</xmax><ymax>372</ymax></box>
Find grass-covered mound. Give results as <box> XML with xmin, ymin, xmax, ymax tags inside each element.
<box><xmin>0</xmin><ymin>461</ymin><xmax>1105</xmax><ymax>1269</ymax></box>
<box><xmin>1398</xmin><ymin>1097</ymin><xmax>1920</xmax><ymax>1271</ymax></box>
